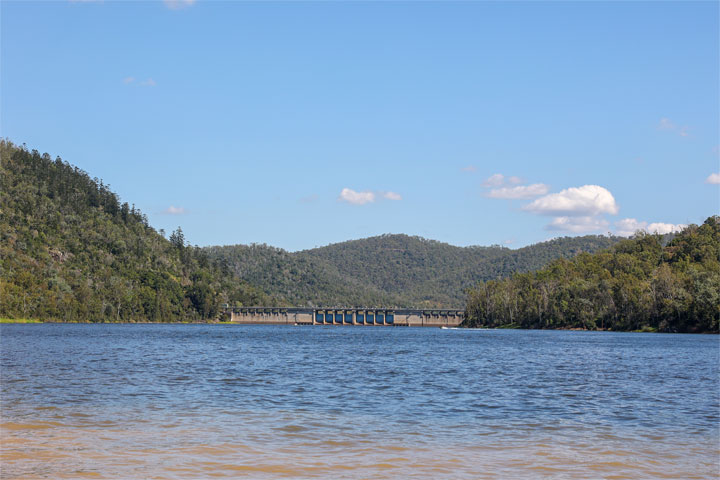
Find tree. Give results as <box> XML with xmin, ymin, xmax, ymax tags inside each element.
<box><xmin>169</xmin><ymin>227</ymin><xmax>185</xmax><ymax>249</ymax></box>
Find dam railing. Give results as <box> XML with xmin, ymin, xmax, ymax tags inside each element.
<box><xmin>224</xmin><ymin>306</ymin><xmax>464</xmax><ymax>327</ymax></box>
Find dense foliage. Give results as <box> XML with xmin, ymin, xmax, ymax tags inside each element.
<box><xmin>207</xmin><ymin>234</ymin><xmax>620</xmax><ymax>308</ymax></box>
<box><xmin>0</xmin><ymin>140</ymin><xmax>270</xmax><ymax>322</ymax></box>
<box><xmin>205</xmin><ymin>243</ymin><xmax>398</xmax><ymax>307</ymax></box>
<box><xmin>4</xmin><ymin>139</ymin><xmax>668</xmax><ymax>325</ymax></box>
<box><xmin>465</xmin><ymin>217</ymin><xmax>720</xmax><ymax>333</ymax></box>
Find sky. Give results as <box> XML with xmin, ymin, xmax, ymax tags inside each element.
<box><xmin>2</xmin><ymin>0</ymin><xmax>718</xmax><ymax>251</ymax></box>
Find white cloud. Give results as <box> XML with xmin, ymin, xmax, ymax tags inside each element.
<box><xmin>382</xmin><ymin>191</ymin><xmax>402</xmax><ymax>201</ymax></box>
<box><xmin>658</xmin><ymin>117</ymin><xmax>690</xmax><ymax>137</ymax></box>
<box><xmin>337</xmin><ymin>188</ymin><xmax>402</xmax><ymax>205</ymax></box>
<box><xmin>615</xmin><ymin>218</ymin><xmax>687</xmax><ymax>237</ymax></box>
<box><xmin>461</xmin><ymin>165</ymin><xmax>477</xmax><ymax>173</ymax></box>
<box><xmin>524</xmin><ymin>185</ymin><xmax>619</xmax><ymax>217</ymax></box>
<box><xmin>487</xmin><ymin>183</ymin><xmax>549</xmax><ymax>199</ymax></box>
<box><xmin>705</xmin><ymin>173</ymin><xmax>720</xmax><ymax>185</ymax></box>
<box><xmin>482</xmin><ymin>173</ymin><xmax>527</xmax><ymax>188</ymax></box>
<box><xmin>163</xmin><ymin>0</ymin><xmax>196</xmax><ymax>9</ymax></box>
<box><xmin>338</xmin><ymin>188</ymin><xmax>375</xmax><ymax>205</ymax></box>
<box><xmin>547</xmin><ymin>216</ymin><xmax>609</xmax><ymax>233</ymax></box>
<box><xmin>647</xmin><ymin>222</ymin><xmax>687</xmax><ymax>235</ymax></box>
<box><xmin>124</xmin><ymin>77</ymin><xmax>156</xmax><ymax>87</ymax></box>
<box><xmin>507</xmin><ymin>176</ymin><xmax>523</xmax><ymax>185</ymax></box>
<box><xmin>615</xmin><ymin>218</ymin><xmax>646</xmax><ymax>236</ymax></box>
<box><xmin>658</xmin><ymin>117</ymin><xmax>675</xmax><ymax>131</ymax></box>
<box><xmin>482</xmin><ymin>173</ymin><xmax>505</xmax><ymax>187</ymax></box>
<box><xmin>162</xmin><ymin>206</ymin><xmax>187</xmax><ymax>215</ymax></box>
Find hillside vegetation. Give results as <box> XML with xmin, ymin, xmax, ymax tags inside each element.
<box><xmin>205</xmin><ymin>243</ymin><xmax>398</xmax><ymax>307</ymax></box>
<box><xmin>207</xmin><ymin>234</ymin><xmax>620</xmax><ymax>308</ymax></box>
<box><xmin>465</xmin><ymin>217</ymin><xmax>720</xmax><ymax>333</ymax></box>
<box><xmin>0</xmin><ymin>140</ymin><xmax>270</xmax><ymax>322</ymax></box>
<box><xmin>7</xmin><ymin>139</ymin><xmax>704</xmax><ymax>330</ymax></box>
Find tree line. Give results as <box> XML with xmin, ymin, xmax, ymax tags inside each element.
<box><xmin>464</xmin><ymin>217</ymin><xmax>720</xmax><ymax>333</ymax></box>
<box><xmin>4</xmin><ymin>139</ymin><xmax>715</xmax><ymax>329</ymax></box>
<box><xmin>205</xmin><ymin>233</ymin><xmax>620</xmax><ymax>308</ymax></box>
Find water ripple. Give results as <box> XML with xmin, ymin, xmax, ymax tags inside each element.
<box><xmin>1</xmin><ymin>324</ymin><xmax>718</xmax><ymax>479</ymax></box>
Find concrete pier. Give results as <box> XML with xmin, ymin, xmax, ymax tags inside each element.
<box><xmin>227</xmin><ymin>307</ymin><xmax>464</xmax><ymax>327</ymax></box>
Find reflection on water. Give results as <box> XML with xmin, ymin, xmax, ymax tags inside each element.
<box><xmin>1</xmin><ymin>325</ymin><xmax>718</xmax><ymax>479</ymax></box>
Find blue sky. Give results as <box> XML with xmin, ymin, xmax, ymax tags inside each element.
<box><xmin>2</xmin><ymin>0</ymin><xmax>718</xmax><ymax>251</ymax></box>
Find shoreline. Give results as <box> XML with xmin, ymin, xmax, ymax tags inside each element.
<box><xmin>1</xmin><ymin>319</ymin><xmax>716</xmax><ymax>334</ymax></box>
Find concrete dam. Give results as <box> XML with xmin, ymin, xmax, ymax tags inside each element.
<box><xmin>227</xmin><ymin>307</ymin><xmax>465</xmax><ymax>327</ymax></box>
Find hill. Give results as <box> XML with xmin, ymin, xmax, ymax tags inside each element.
<box><xmin>464</xmin><ymin>217</ymin><xmax>720</xmax><ymax>333</ymax></box>
<box><xmin>0</xmin><ymin>139</ymin><xmax>624</xmax><ymax>320</ymax></box>
<box><xmin>204</xmin><ymin>243</ymin><xmax>399</xmax><ymax>307</ymax></box>
<box><xmin>207</xmin><ymin>233</ymin><xmax>620</xmax><ymax>308</ymax></box>
<box><xmin>0</xmin><ymin>140</ymin><xmax>271</xmax><ymax>322</ymax></box>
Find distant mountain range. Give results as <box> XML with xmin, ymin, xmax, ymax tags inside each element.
<box><xmin>206</xmin><ymin>233</ymin><xmax>620</xmax><ymax>308</ymax></box>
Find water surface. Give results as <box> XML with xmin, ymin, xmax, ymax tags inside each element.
<box><xmin>1</xmin><ymin>324</ymin><xmax>718</xmax><ymax>479</ymax></box>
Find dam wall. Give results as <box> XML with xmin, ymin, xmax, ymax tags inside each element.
<box><xmin>227</xmin><ymin>307</ymin><xmax>464</xmax><ymax>327</ymax></box>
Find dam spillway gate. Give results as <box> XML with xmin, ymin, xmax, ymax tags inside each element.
<box><xmin>227</xmin><ymin>307</ymin><xmax>464</xmax><ymax>327</ymax></box>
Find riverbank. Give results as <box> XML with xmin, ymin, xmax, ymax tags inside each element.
<box><xmin>0</xmin><ymin>318</ymin><xmax>43</xmax><ymax>324</ymax></box>
<box><xmin>2</xmin><ymin>318</ymin><xmax>717</xmax><ymax>333</ymax></box>
<box><xmin>0</xmin><ymin>318</ymin><xmax>223</xmax><ymax>324</ymax></box>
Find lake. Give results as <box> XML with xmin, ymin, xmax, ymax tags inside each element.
<box><xmin>1</xmin><ymin>324</ymin><xmax>718</xmax><ymax>479</ymax></box>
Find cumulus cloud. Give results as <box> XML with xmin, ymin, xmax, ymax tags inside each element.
<box><xmin>615</xmin><ymin>218</ymin><xmax>687</xmax><ymax>237</ymax></box>
<box><xmin>162</xmin><ymin>206</ymin><xmax>187</xmax><ymax>215</ymax></box>
<box><xmin>140</xmin><ymin>78</ymin><xmax>157</xmax><ymax>87</ymax></box>
<box><xmin>487</xmin><ymin>183</ymin><xmax>549</xmax><ymax>199</ymax></box>
<box><xmin>547</xmin><ymin>216</ymin><xmax>610</xmax><ymax>233</ymax></box>
<box><xmin>338</xmin><ymin>188</ymin><xmax>402</xmax><ymax>205</ymax></box>
<box><xmin>615</xmin><ymin>218</ymin><xmax>645</xmax><ymax>236</ymax></box>
<box><xmin>461</xmin><ymin>165</ymin><xmax>477</xmax><ymax>173</ymax></box>
<box><xmin>338</xmin><ymin>188</ymin><xmax>375</xmax><ymax>205</ymax></box>
<box><xmin>487</xmin><ymin>180</ymin><xmax>620</xmax><ymax>234</ymax></box>
<box><xmin>482</xmin><ymin>173</ymin><xmax>505</xmax><ymax>187</ymax></box>
<box><xmin>705</xmin><ymin>173</ymin><xmax>720</xmax><ymax>185</ymax></box>
<box><xmin>647</xmin><ymin>222</ymin><xmax>687</xmax><ymax>235</ymax></box>
<box><xmin>658</xmin><ymin>117</ymin><xmax>690</xmax><ymax>137</ymax></box>
<box><xmin>163</xmin><ymin>0</ymin><xmax>196</xmax><ymax>9</ymax></box>
<box><xmin>523</xmin><ymin>185</ymin><xmax>619</xmax><ymax>217</ymax></box>
<box><xmin>507</xmin><ymin>176</ymin><xmax>523</xmax><ymax>185</ymax></box>
<box><xmin>123</xmin><ymin>76</ymin><xmax>135</xmax><ymax>84</ymax></box>
<box><xmin>482</xmin><ymin>173</ymin><xmax>526</xmax><ymax>189</ymax></box>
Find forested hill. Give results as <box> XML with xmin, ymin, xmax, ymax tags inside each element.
<box><xmin>206</xmin><ymin>234</ymin><xmax>620</xmax><ymax>308</ymax></box>
<box><xmin>465</xmin><ymin>217</ymin><xmax>720</xmax><ymax>333</ymax></box>
<box><xmin>0</xmin><ymin>139</ymin><xmax>623</xmax><ymax>321</ymax></box>
<box><xmin>0</xmin><ymin>140</ymin><xmax>270</xmax><ymax>322</ymax></box>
